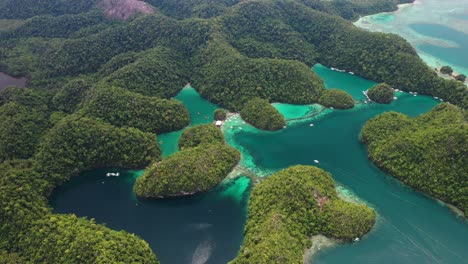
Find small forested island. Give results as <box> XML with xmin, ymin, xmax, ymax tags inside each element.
<box><xmin>241</xmin><ymin>98</ymin><xmax>286</xmax><ymax>130</ymax></box>
<box><xmin>135</xmin><ymin>124</ymin><xmax>240</xmax><ymax>198</ymax></box>
<box><xmin>361</xmin><ymin>103</ymin><xmax>467</xmax><ymax>216</ymax></box>
<box><xmin>214</xmin><ymin>108</ymin><xmax>228</xmax><ymax>121</ymax></box>
<box><xmin>231</xmin><ymin>165</ymin><xmax>376</xmax><ymax>264</ymax></box>
<box><xmin>0</xmin><ymin>0</ymin><xmax>467</xmax><ymax>262</ymax></box>
<box><xmin>319</xmin><ymin>89</ymin><xmax>355</xmax><ymax>109</ymax></box>
<box><xmin>367</xmin><ymin>83</ymin><xmax>394</xmax><ymax>104</ymax></box>
<box><xmin>178</xmin><ymin>124</ymin><xmax>224</xmax><ymax>150</ymax></box>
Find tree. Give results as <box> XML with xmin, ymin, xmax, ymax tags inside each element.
<box><xmin>367</xmin><ymin>83</ymin><xmax>394</xmax><ymax>104</ymax></box>
<box><xmin>214</xmin><ymin>109</ymin><xmax>228</xmax><ymax>121</ymax></box>
<box><xmin>455</xmin><ymin>74</ymin><xmax>466</xmax><ymax>82</ymax></box>
<box><xmin>440</xmin><ymin>66</ymin><xmax>453</xmax><ymax>75</ymax></box>
<box><xmin>319</xmin><ymin>89</ymin><xmax>355</xmax><ymax>109</ymax></box>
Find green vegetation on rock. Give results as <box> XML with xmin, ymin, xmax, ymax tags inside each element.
<box><xmin>102</xmin><ymin>47</ymin><xmax>190</xmax><ymax>98</ymax></box>
<box><xmin>134</xmin><ymin>143</ymin><xmax>240</xmax><ymax>198</ymax></box>
<box><xmin>455</xmin><ymin>74</ymin><xmax>466</xmax><ymax>82</ymax></box>
<box><xmin>0</xmin><ymin>102</ymin><xmax>49</xmax><ymax>161</ymax></box>
<box><xmin>367</xmin><ymin>83</ymin><xmax>394</xmax><ymax>104</ymax></box>
<box><xmin>319</xmin><ymin>89</ymin><xmax>355</xmax><ymax>109</ymax></box>
<box><xmin>240</xmin><ymin>98</ymin><xmax>286</xmax><ymax>131</ymax></box>
<box><xmin>193</xmin><ymin>37</ymin><xmax>325</xmax><ymax>110</ymax></box>
<box><xmin>81</xmin><ymin>85</ymin><xmax>190</xmax><ymax>133</ymax></box>
<box><xmin>35</xmin><ymin>115</ymin><xmax>161</xmax><ymax>185</ymax></box>
<box><xmin>214</xmin><ymin>108</ymin><xmax>228</xmax><ymax>121</ymax></box>
<box><xmin>361</xmin><ymin>103</ymin><xmax>468</xmax><ymax>215</ymax></box>
<box><xmin>52</xmin><ymin>78</ymin><xmax>92</xmax><ymax>113</ymax></box>
<box><xmin>440</xmin><ymin>66</ymin><xmax>453</xmax><ymax>75</ymax></box>
<box><xmin>230</xmin><ymin>165</ymin><xmax>376</xmax><ymax>264</ymax></box>
<box><xmin>178</xmin><ymin>124</ymin><xmax>224</xmax><ymax>150</ymax></box>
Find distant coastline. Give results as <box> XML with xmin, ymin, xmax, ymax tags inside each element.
<box><xmin>354</xmin><ymin>0</ymin><xmax>468</xmax><ymax>78</ymax></box>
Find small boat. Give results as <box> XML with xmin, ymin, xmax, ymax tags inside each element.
<box><xmin>115</xmin><ymin>172</ymin><xmax>120</xmax><ymax>177</ymax></box>
<box><xmin>309</xmin><ymin>124</ymin><xmax>314</xmax><ymax>127</ymax></box>
<box><xmin>349</xmin><ymin>72</ymin><xmax>354</xmax><ymax>75</ymax></box>
<box><xmin>393</xmin><ymin>97</ymin><xmax>397</xmax><ymax>100</ymax></box>
<box><xmin>330</xmin><ymin>107</ymin><xmax>334</xmax><ymax>109</ymax></box>
<box><xmin>313</xmin><ymin>160</ymin><xmax>319</xmax><ymax>164</ymax></box>
<box><xmin>435</xmin><ymin>97</ymin><xmax>439</xmax><ymax>99</ymax></box>
<box><xmin>354</xmin><ymin>237</ymin><xmax>360</xmax><ymax>242</ymax></box>
<box><xmin>283</xmin><ymin>126</ymin><xmax>287</xmax><ymax>128</ymax></box>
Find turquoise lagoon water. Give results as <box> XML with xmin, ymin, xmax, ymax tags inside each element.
<box><xmin>157</xmin><ymin>86</ymin><xmax>218</xmax><ymax>157</ymax></box>
<box><xmin>52</xmin><ymin>66</ymin><xmax>468</xmax><ymax>263</ymax></box>
<box><xmin>355</xmin><ymin>0</ymin><xmax>468</xmax><ymax>77</ymax></box>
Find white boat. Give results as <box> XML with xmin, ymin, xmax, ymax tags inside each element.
<box><xmin>349</xmin><ymin>72</ymin><xmax>354</xmax><ymax>75</ymax></box>
<box><xmin>354</xmin><ymin>237</ymin><xmax>360</xmax><ymax>242</ymax></box>
<box><xmin>393</xmin><ymin>97</ymin><xmax>397</xmax><ymax>100</ymax></box>
<box><xmin>313</xmin><ymin>160</ymin><xmax>319</xmax><ymax>164</ymax></box>
<box><xmin>309</xmin><ymin>124</ymin><xmax>314</xmax><ymax>127</ymax></box>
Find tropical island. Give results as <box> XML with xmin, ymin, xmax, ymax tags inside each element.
<box><xmin>361</xmin><ymin>103</ymin><xmax>467</xmax><ymax>216</ymax></box>
<box><xmin>135</xmin><ymin>124</ymin><xmax>240</xmax><ymax>198</ymax></box>
<box><xmin>319</xmin><ymin>89</ymin><xmax>355</xmax><ymax>109</ymax></box>
<box><xmin>0</xmin><ymin>0</ymin><xmax>467</xmax><ymax>262</ymax></box>
<box><xmin>231</xmin><ymin>166</ymin><xmax>376</xmax><ymax>264</ymax></box>
<box><xmin>367</xmin><ymin>83</ymin><xmax>395</xmax><ymax>104</ymax></box>
<box><xmin>241</xmin><ymin>98</ymin><xmax>286</xmax><ymax>131</ymax></box>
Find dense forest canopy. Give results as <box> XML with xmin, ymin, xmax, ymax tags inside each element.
<box><xmin>367</xmin><ymin>83</ymin><xmax>394</xmax><ymax>104</ymax></box>
<box><xmin>231</xmin><ymin>166</ymin><xmax>376</xmax><ymax>264</ymax></box>
<box><xmin>0</xmin><ymin>0</ymin><xmax>467</xmax><ymax>262</ymax></box>
<box><xmin>240</xmin><ymin>98</ymin><xmax>286</xmax><ymax>130</ymax></box>
<box><xmin>318</xmin><ymin>88</ymin><xmax>355</xmax><ymax>109</ymax></box>
<box><xmin>361</xmin><ymin>103</ymin><xmax>468</xmax><ymax>215</ymax></box>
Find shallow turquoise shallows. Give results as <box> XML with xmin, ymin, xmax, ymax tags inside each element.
<box><xmin>52</xmin><ymin>66</ymin><xmax>468</xmax><ymax>264</ymax></box>
<box><xmin>409</xmin><ymin>23</ymin><xmax>468</xmax><ymax>74</ymax></box>
<box><xmin>354</xmin><ymin>0</ymin><xmax>468</xmax><ymax>76</ymax></box>
<box><xmin>157</xmin><ymin>86</ymin><xmax>219</xmax><ymax>157</ymax></box>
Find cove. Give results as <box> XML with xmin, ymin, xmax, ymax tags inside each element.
<box><xmin>52</xmin><ymin>66</ymin><xmax>468</xmax><ymax>264</ymax></box>
<box><xmin>227</xmin><ymin>65</ymin><xmax>468</xmax><ymax>263</ymax></box>
<box><xmin>52</xmin><ymin>86</ymin><xmax>252</xmax><ymax>264</ymax></box>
